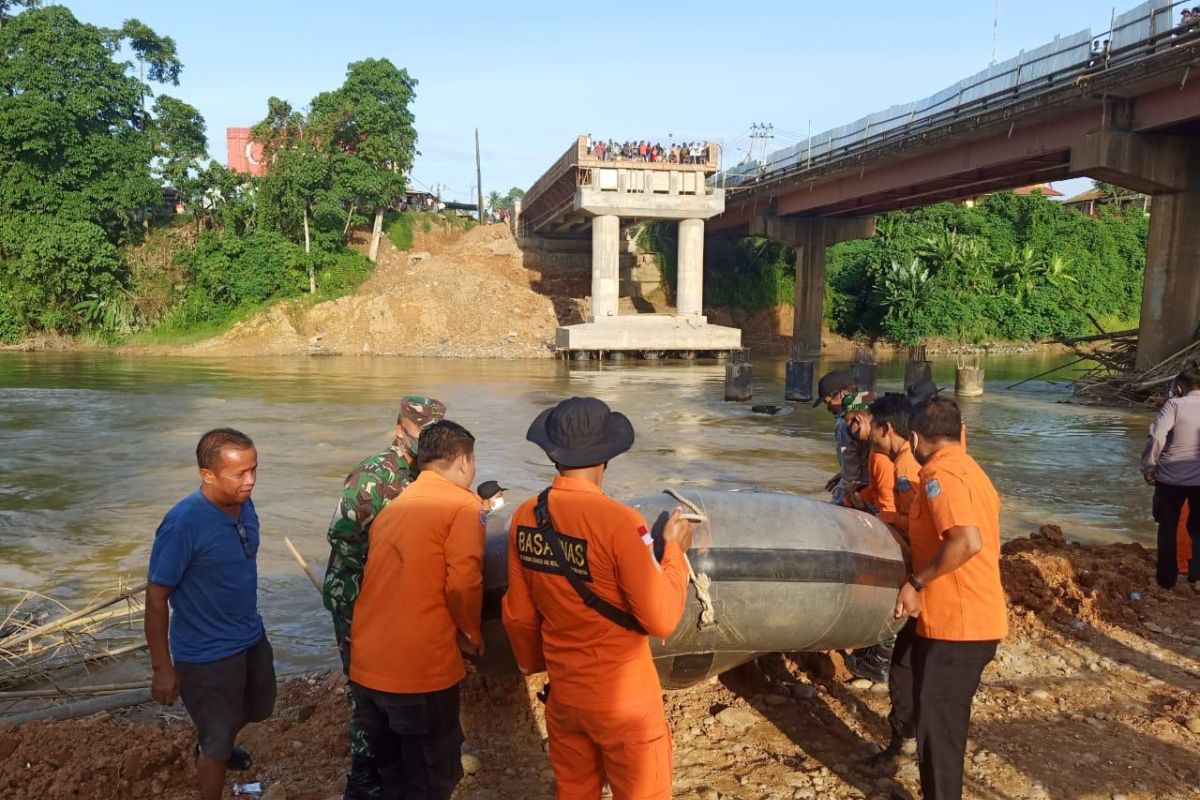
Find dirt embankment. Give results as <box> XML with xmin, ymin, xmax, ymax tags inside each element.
<box><xmin>3</xmin><ymin>529</ymin><xmax>1199</xmax><ymax>800</ymax></box>
<box><xmin>176</xmin><ymin>224</ymin><xmax>563</xmax><ymax>359</ymax></box>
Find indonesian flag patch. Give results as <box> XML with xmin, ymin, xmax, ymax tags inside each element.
<box><xmin>638</xmin><ymin>524</ymin><xmax>653</xmax><ymax>546</ymax></box>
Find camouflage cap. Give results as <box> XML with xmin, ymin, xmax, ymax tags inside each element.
<box><xmin>843</xmin><ymin>392</ymin><xmax>875</xmax><ymax>412</ymax></box>
<box><xmin>398</xmin><ymin>396</ymin><xmax>447</xmax><ymax>428</ymax></box>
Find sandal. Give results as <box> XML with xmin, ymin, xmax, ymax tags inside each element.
<box><xmin>193</xmin><ymin>744</ymin><xmax>254</xmax><ymax>771</ymax></box>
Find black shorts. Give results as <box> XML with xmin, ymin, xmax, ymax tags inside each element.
<box><xmin>177</xmin><ymin>634</ymin><xmax>277</xmax><ymax>761</ymax></box>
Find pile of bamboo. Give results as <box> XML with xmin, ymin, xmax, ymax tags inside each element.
<box><xmin>1070</xmin><ymin>331</ymin><xmax>1200</xmax><ymax>407</ymax></box>
<box><xmin>0</xmin><ymin>583</ymin><xmax>146</xmax><ymax>689</ymax></box>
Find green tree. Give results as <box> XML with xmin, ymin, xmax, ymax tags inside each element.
<box><xmin>191</xmin><ymin>162</ymin><xmax>255</xmax><ymax>234</ymax></box>
<box><xmin>252</xmin><ymin>97</ymin><xmax>322</xmax><ymax>287</ymax></box>
<box><xmin>489</xmin><ymin>186</ymin><xmax>526</xmax><ymax>212</ymax></box>
<box><xmin>150</xmin><ymin>95</ymin><xmax>207</xmax><ymax>193</ymax></box>
<box><xmin>0</xmin><ymin>5</ymin><xmax>199</xmax><ymax>338</ymax></box>
<box><xmin>0</xmin><ymin>0</ymin><xmax>38</xmax><ymax>25</ymax></box>
<box><xmin>309</xmin><ymin>58</ymin><xmax>417</xmax><ymax>262</ymax></box>
<box><xmin>112</xmin><ymin>18</ymin><xmax>182</xmax><ymax>128</ymax></box>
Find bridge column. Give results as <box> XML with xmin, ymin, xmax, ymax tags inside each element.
<box><xmin>1070</xmin><ymin>131</ymin><xmax>1198</xmax><ymax>369</ymax></box>
<box><xmin>676</xmin><ymin>218</ymin><xmax>705</xmax><ymax>316</ymax></box>
<box><xmin>786</xmin><ymin>220</ymin><xmax>826</xmax><ymax>402</ymax></box>
<box><xmin>590</xmin><ymin>214</ymin><xmax>620</xmax><ymax>321</ymax></box>
<box><xmin>1140</xmin><ymin>182</ymin><xmax>1200</xmax><ymax>369</ymax></box>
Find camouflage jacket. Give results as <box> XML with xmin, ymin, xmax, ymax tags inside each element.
<box><xmin>321</xmin><ymin>442</ymin><xmax>415</xmax><ymax>634</ymax></box>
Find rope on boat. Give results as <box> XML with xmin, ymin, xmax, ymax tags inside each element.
<box><xmin>663</xmin><ymin>489</ymin><xmax>718</xmax><ymax>631</ymax></box>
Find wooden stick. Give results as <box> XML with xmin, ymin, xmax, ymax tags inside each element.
<box><xmin>0</xmin><ymin>584</ymin><xmax>147</xmax><ymax>651</ymax></box>
<box><xmin>283</xmin><ymin>537</ymin><xmax>322</xmax><ymax>593</ymax></box>
<box><xmin>1006</xmin><ymin>356</ymin><xmax>1087</xmax><ymax>389</ymax></box>
<box><xmin>0</xmin><ymin>680</ymin><xmax>150</xmax><ymax>699</ymax></box>
<box><xmin>1136</xmin><ymin>340</ymin><xmax>1200</xmax><ymax>380</ymax></box>
<box><xmin>0</xmin><ymin>688</ymin><xmax>152</xmax><ymax>726</ymax></box>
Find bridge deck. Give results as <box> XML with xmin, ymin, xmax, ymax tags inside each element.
<box><xmin>712</xmin><ymin>0</ymin><xmax>1200</xmax><ymax>230</ymax></box>
<box><xmin>521</xmin><ymin>137</ymin><xmax>718</xmax><ymax>236</ymax></box>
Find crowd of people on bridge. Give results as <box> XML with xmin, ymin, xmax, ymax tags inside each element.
<box><xmin>585</xmin><ymin>135</ymin><xmax>710</xmax><ymax>165</ymax></box>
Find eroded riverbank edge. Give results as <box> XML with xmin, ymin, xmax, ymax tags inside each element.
<box><xmin>2</xmin><ymin>531</ymin><xmax>1198</xmax><ymax>800</ymax></box>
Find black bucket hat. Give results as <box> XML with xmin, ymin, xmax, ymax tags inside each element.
<box><xmin>526</xmin><ymin>397</ymin><xmax>635</xmax><ymax>468</ymax></box>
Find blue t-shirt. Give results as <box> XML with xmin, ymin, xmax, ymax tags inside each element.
<box><xmin>147</xmin><ymin>490</ymin><xmax>264</xmax><ymax>663</ymax></box>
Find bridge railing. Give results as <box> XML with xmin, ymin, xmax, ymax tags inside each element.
<box><xmin>523</xmin><ymin>137</ymin><xmax>585</xmax><ymax>212</ymax></box>
<box><xmin>717</xmin><ymin>0</ymin><xmax>1194</xmax><ymax>192</ymax></box>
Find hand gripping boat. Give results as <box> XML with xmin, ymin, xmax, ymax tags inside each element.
<box><xmin>479</xmin><ymin>488</ymin><xmax>910</xmax><ymax>688</ymax></box>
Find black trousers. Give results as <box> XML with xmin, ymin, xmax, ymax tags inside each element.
<box><xmin>1151</xmin><ymin>483</ymin><xmax>1200</xmax><ymax>588</ymax></box>
<box><xmin>913</xmin><ymin>636</ymin><xmax>997</xmax><ymax>800</ymax></box>
<box><xmin>886</xmin><ymin>618</ymin><xmax>918</xmax><ymax>742</ymax></box>
<box><xmin>350</xmin><ymin>682</ymin><xmax>464</xmax><ymax>800</ymax></box>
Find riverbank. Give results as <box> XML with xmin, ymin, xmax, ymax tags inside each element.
<box><xmin>3</xmin><ymin>532</ymin><xmax>1197</xmax><ymax>800</ymax></box>
<box><xmin>0</xmin><ymin>221</ymin><xmax>1075</xmax><ymax>361</ymax></box>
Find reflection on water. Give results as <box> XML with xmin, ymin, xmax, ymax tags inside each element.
<box><xmin>0</xmin><ymin>351</ymin><xmax>1155</xmax><ymax>670</ymax></box>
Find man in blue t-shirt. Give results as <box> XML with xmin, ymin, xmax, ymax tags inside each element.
<box><xmin>145</xmin><ymin>428</ymin><xmax>277</xmax><ymax>800</ymax></box>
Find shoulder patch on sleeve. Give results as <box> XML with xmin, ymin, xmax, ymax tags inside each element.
<box><xmin>638</xmin><ymin>523</ymin><xmax>653</xmax><ymax>546</ymax></box>
<box><xmin>925</xmin><ymin>478</ymin><xmax>942</xmax><ymax>499</ymax></box>
<box><xmin>897</xmin><ymin>476</ymin><xmax>912</xmax><ymax>494</ymax></box>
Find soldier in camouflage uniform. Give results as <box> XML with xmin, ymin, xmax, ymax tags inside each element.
<box><xmin>322</xmin><ymin>395</ymin><xmax>446</xmax><ymax>800</ymax></box>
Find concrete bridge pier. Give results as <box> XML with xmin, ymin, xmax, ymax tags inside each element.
<box><xmin>1071</xmin><ymin>131</ymin><xmax>1200</xmax><ymax>370</ymax></box>
<box><xmin>676</xmin><ymin>218</ymin><xmax>705</xmax><ymax>317</ymax></box>
<box><xmin>751</xmin><ymin>214</ymin><xmax>875</xmax><ymax>402</ymax></box>
<box><xmin>589</xmin><ymin>214</ymin><xmax>621</xmax><ymax>321</ymax></box>
<box><xmin>554</xmin><ymin>161</ymin><xmax>739</xmax><ymax>353</ymax></box>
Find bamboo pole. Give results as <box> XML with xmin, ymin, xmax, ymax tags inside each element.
<box><xmin>1006</xmin><ymin>356</ymin><xmax>1088</xmax><ymax>389</ymax></box>
<box><xmin>0</xmin><ymin>688</ymin><xmax>152</xmax><ymax>726</ymax></box>
<box><xmin>1136</xmin><ymin>341</ymin><xmax>1200</xmax><ymax>379</ymax></box>
<box><xmin>283</xmin><ymin>538</ymin><xmax>322</xmax><ymax>593</ymax></box>
<box><xmin>0</xmin><ymin>584</ymin><xmax>146</xmax><ymax>651</ymax></box>
<box><xmin>0</xmin><ymin>680</ymin><xmax>150</xmax><ymax>699</ymax></box>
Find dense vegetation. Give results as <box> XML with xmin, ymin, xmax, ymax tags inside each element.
<box><xmin>693</xmin><ymin>191</ymin><xmax>1149</xmax><ymax>345</ymax></box>
<box><xmin>0</xmin><ymin>4</ymin><xmax>418</xmax><ymax>344</ymax></box>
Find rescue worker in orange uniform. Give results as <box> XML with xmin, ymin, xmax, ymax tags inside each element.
<box><xmin>907</xmin><ymin>377</ymin><xmax>967</xmax><ymax>447</ymax></box>
<box><xmin>502</xmin><ymin>397</ymin><xmax>695</xmax><ymax>800</ymax></box>
<box><xmin>840</xmin><ymin>392</ymin><xmax>882</xmax><ymax>514</ymax></box>
<box><xmin>894</xmin><ymin>397</ymin><xmax>1007</xmax><ymax>800</ymax></box>
<box><xmin>349</xmin><ymin>420</ymin><xmax>485</xmax><ymax>800</ymax></box>
<box><xmin>859</xmin><ymin>393</ymin><xmax>924</xmax><ymax>772</ymax></box>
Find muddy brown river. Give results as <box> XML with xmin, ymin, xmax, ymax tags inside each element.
<box><xmin>0</xmin><ymin>351</ymin><xmax>1157</xmax><ymax>672</ymax></box>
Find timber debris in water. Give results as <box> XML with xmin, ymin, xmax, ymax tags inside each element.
<box><xmin>1069</xmin><ymin>332</ymin><xmax>1200</xmax><ymax>407</ymax></box>
<box><xmin>0</xmin><ymin>582</ymin><xmax>146</xmax><ymax>690</ymax></box>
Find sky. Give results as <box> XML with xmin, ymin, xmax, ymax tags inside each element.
<box><xmin>57</xmin><ymin>0</ymin><xmax>1127</xmax><ymax>204</ymax></box>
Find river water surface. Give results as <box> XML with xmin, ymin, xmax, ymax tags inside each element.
<box><xmin>0</xmin><ymin>351</ymin><xmax>1157</xmax><ymax>672</ymax></box>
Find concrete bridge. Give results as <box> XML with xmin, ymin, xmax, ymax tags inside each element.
<box><xmin>521</xmin><ymin>0</ymin><xmax>1200</xmax><ymax>376</ymax></box>
<box><xmin>709</xmin><ymin>0</ymin><xmax>1200</xmax><ymax>396</ymax></box>
<box><xmin>518</xmin><ymin>138</ymin><xmax>741</xmax><ymax>354</ymax></box>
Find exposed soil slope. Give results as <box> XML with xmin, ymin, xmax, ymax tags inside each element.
<box><xmin>185</xmin><ymin>224</ymin><xmax>563</xmax><ymax>359</ymax></box>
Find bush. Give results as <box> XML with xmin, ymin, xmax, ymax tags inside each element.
<box><xmin>638</xmin><ymin>192</ymin><xmax>1148</xmax><ymax>344</ymax></box>
<box><xmin>315</xmin><ymin>250</ymin><xmax>374</xmax><ymax>297</ymax></box>
<box><xmin>175</xmin><ymin>229</ymin><xmax>309</xmax><ymax>309</ymax></box>
<box><xmin>386</xmin><ymin>212</ymin><xmax>414</xmax><ymax>251</ymax></box>
<box><xmin>8</xmin><ymin>220</ymin><xmax>128</xmax><ymax>334</ymax></box>
<box><xmin>0</xmin><ymin>287</ymin><xmax>23</xmax><ymax>343</ymax></box>
<box><xmin>824</xmin><ymin>193</ymin><xmax>1147</xmax><ymax>343</ymax></box>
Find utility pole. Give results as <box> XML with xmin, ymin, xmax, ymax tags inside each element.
<box><xmin>475</xmin><ymin>128</ymin><xmax>484</xmax><ymax>224</ymax></box>
<box><xmin>991</xmin><ymin>0</ymin><xmax>1000</xmax><ymax>64</ymax></box>
<box><xmin>749</xmin><ymin>123</ymin><xmax>774</xmax><ymax>176</ymax></box>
